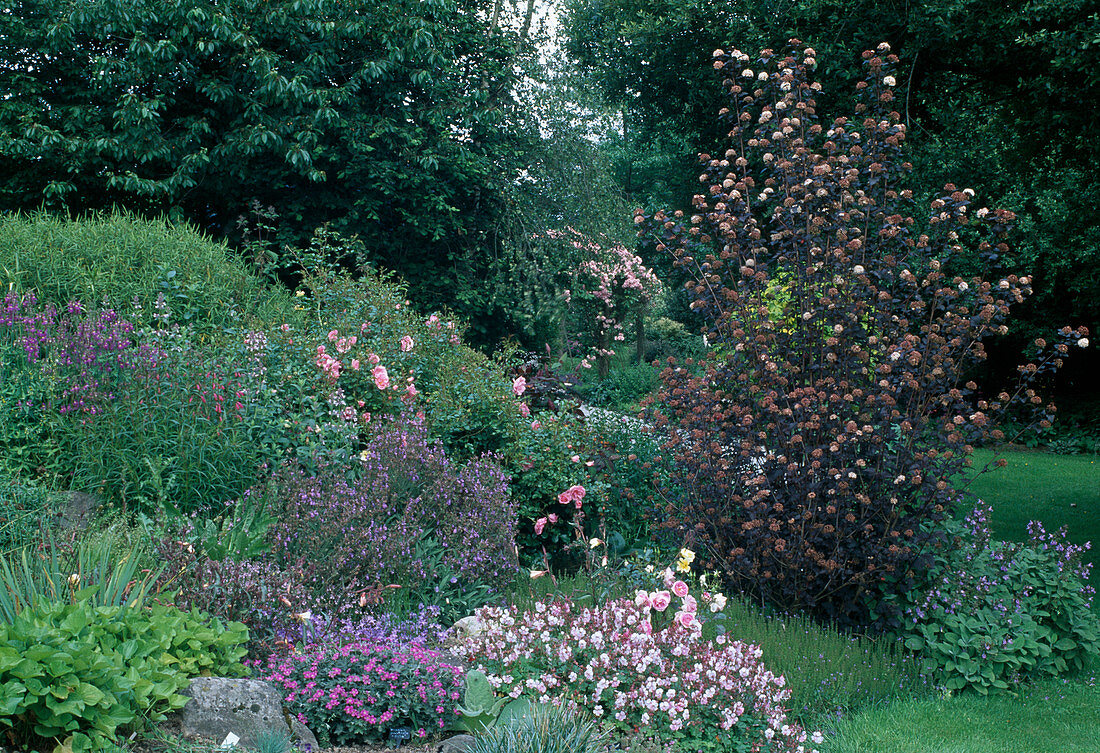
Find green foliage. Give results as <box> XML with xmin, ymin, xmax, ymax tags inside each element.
<box><xmin>707</xmin><ymin>596</ymin><xmax>931</xmax><ymax>721</ymax></box>
<box><xmin>454</xmin><ymin>670</ymin><xmax>532</xmax><ymax>735</ymax></box>
<box><xmin>0</xmin><ymin>0</ymin><xmax>545</xmax><ymax>334</ymax></box>
<box><xmin>885</xmin><ymin>505</ymin><xmax>1100</xmax><ymax>694</ymax></box>
<box><xmin>0</xmin><ymin>212</ymin><xmax>292</xmax><ymax>333</ymax></box>
<box><xmin>0</xmin><ymin>532</ymin><xmax>158</xmax><ymax>625</ymax></box>
<box><xmin>0</xmin><ymin>477</ymin><xmax>62</xmax><ymax>555</ymax></box>
<box><xmin>0</xmin><ymin>600</ymin><xmax>248</xmax><ymax>753</ymax></box>
<box><xmin>465</xmin><ymin>703</ymin><xmax>607</xmax><ymax>753</ymax></box>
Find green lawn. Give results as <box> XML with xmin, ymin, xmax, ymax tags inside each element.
<box><xmin>963</xmin><ymin>448</ymin><xmax>1100</xmax><ymax>599</ymax></box>
<box><xmin>820</xmin><ymin>678</ymin><xmax>1100</xmax><ymax>753</ymax></box>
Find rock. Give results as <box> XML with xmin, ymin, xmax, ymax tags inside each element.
<box><xmin>451</xmin><ymin>615</ymin><xmax>484</xmax><ymax>637</ymax></box>
<box><xmin>438</xmin><ymin>734</ymin><xmax>476</xmax><ymax>753</ymax></box>
<box><xmin>178</xmin><ymin>677</ymin><xmax>318</xmax><ymax>749</ymax></box>
<box><xmin>289</xmin><ymin>716</ymin><xmax>321</xmax><ymax>751</ymax></box>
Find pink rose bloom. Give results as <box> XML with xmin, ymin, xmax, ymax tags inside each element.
<box><xmin>681</xmin><ymin>595</ymin><xmax>698</xmax><ymax>613</ymax></box>
<box><xmin>400</xmin><ymin>335</ymin><xmax>415</xmax><ymax>352</ymax></box>
<box><xmin>634</xmin><ymin>590</ymin><xmax>650</xmax><ymax>607</ymax></box>
<box><xmin>672</xmin><ymin>580</ymin><xmax>689</xmax><ymax>598</ymax></box>
<box><xmin>327</xmin><ymin>329</ymin><xmax>339</xmax><ymax>342</ymax></box>
<box><xmin>662</xmin><ymin>567</ymin><xmax>676</xmax><ymax>587</ymax></box>
<box><xmin>512</xmin><ymin>376</ymin><xmax>526</xmax><ymax>396</ymax></box>
<box><xmin>531</xmin><ymin>421</ymin><xmax>542</xmax><ymax>430</ymax></box>
<box><xmin>649</xmin><ymin>591</ymin><xmax>671</xmax><ymax>612</ymax></box>
<box><xmin>350</xmin><ymin>359</ymin><xmax>360</xmax><ymax>371</ymax></box>
<box><xmin>405</xmin><ymin>384</ymin><xmax>418</xmax><ymax>398</ymax></box>
<box><xmin>368</xmin><ymin>353</ymin><xmax>380</xmax><ymax>365</ymax></box>
<box><xmin>519</xmin><ymin>403</ymin><xmax>530</xmax><ymax>417</ymax></box>
<box><xmin>372</xmin><ymin>366</ymin><xmax>390</xmax><ymax>390</ymax></box>
<box><xmin>675</xmin><ymin>610</ymin><xmax>696</xmax><ymax>628</ymax></box>
<box><xmin>534</xmin><ymin>517</ymin><xmax>548</xmax><ymax>535</ymax></box>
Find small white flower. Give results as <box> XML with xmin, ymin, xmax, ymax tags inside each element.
<box><xmin>1079</xmin><ymin>338</ymin><xmax>1090</xmax><ymax>348</ymax></box>
<box><xmin>741</xmin><ymin>68</ymin><xmax>753</xmax><ymax>78</ymax></box>
<box><xmin>883</xmin><ymin>76</ymin><xmax>896</xmax><ymax>87</ymax></box>
<box><xmin>958</xmin><ymin>281</ymin><xmax>969</xmax><ymax>292</ymax></box>
<box><xmin>853</xmin><ymin>265</ymin><xmax>865</xmax><ymax>275</ymax></box>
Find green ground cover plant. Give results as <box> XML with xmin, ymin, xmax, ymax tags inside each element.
<box><xmin>966</xmin><ymin>448</ymin><xmax>1100</xmax><ymax>596</ymax></box>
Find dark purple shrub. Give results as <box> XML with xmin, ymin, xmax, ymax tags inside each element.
<box><xmin>152</xmin><ymin>537</ymin><xmax>315</xmax><ymax>658</ymax></box>
<box><xmin>635</xmin><ymin>41</ymin><xmax>1089</xmax><ymax>627</ymax></box>
<box><xmin>266</xmin><ymin>418</ymin><xmax>517</xmax><ymax>616</ymax></box>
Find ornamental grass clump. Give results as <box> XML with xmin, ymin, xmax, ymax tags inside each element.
<box><xmin>635</xmin><ymin>41</ymin><xmax>1089</xmax><ymax>627</ymax></box>
<box><xmin>452</xmin><ymin>595</ymin><xmax>822</xmax><ymax>753</ymax></box>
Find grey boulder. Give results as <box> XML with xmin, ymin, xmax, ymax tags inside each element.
<box><xmin>178</xmin><ymin>677</ymin><xmax>319</xmax><ymax>750</ymax></box>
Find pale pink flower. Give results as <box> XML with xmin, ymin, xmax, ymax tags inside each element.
<box><xmin>512</xmin><ymin>376</ymin><xmax>527</xmax><ymax>396</ymax></box>
<box><xmin>350</xmin><ymin>359</ymin><xmax>360</xmax><ymax>371</ymax></box>
<box><xmin>675</xmin><ymin>610</ymin><xmax>696</xmax><ymax>628</ymax></box>
<box><xmin>400</xmin><ymin>335</ymin><xmax>415</xmax><ymax>352</ymax></box>
<box><xmin>519</xmin><ymin>403</ymin><xmax>530</xmax><ymax>417</ymax></box>
<box><xmin>368</xmin><ymin>352</ymin><xmax>380</xmax><ymax>365</ymax></box>
<box><xmin>327</xmin><ymin>329</ymin><xmax>339</xmax><ymax>342</ymax></box>
<box><xmin>531</xmin><ymin>421</ymin><xmax>542</xmax><ymax>430</ymax></box>
<box><xmin>649</xmin><ymin>591</ymin><xmax>671</xmax><ymax>612</ymax></box>
<box><xmin>681</xmin><ymin>595</ymin><xmax>698</xmax><ymax>613</ymax></box>
<box><xmin>534</xmin><ymin>517</ymin><xmax>549</xmax><ymax>535</ymax></box>
<box><xmin>672</xmin><ymin>580</ymin><xmax>689</xmax><ymax>598</ymax></box>
<box><xmin>372</xmin><ymin>366</ymin><xmax>390</xmax><ymax>390</ymax></box>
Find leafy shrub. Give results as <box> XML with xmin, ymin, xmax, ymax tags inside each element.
<box><xmin>583</xmin><ymin>360</ymin><xmax>659</xmax><ymax>409</ymax></box>
<box><xmin>260</xmin><ymin>640</ymin><xmax>463</xmax><ymax>746</ymax></box>
<box><xmin>265</xmin><ymin>420</ymin><xmax>517</xmax><ymax>614</ymax></box>
<box><xmin>634</xmin><ymin>41</ymin><xmax>1088</xmax><ymax>626</ymax></box>
<box><xmin>885</xmin><ymin>502</ymin><xmax>1100</xmax><ymax>693</ymax></box>
<box><xmin>0</xmin><ymin>211</ymin><xmax>292</xmax><ymax>333</ymax></box>
<box><xmin>466</xmin><ymin>703</ymin><xmax>607</xmax><ymax>753</ymax></box>
<box><xmin>0</xmin><ymin>600</ymin><xmax>248</xmax><ymax>752</ymax></box>
<box><xmin>453</xmin><ymin>596</ymin><xmax>823</xmax><ymax>753</ymax></box>
<box><xmin>152</xmin><ymin>537</ymin><xmax>313</xmax><ymax>660</ymax></box>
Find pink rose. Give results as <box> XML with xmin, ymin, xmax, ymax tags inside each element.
<box><xmin>405</xmin><ymin>383</ymin><xmax>418</xmax><ymax>398</ymax></box>
<box><xmin>519</xmin><ymin>403</ymin><xmax>530</xmax><ymax>417</ymax></box>
<box><xmin>400</xmin><ymin>335</ymin><xmax>415</xmax><ymax>352</ymax></box>
<box><xmin>681</xmin><ymin>595</ymin><xmax>698</xmax><ymax>613</ymax></box>
<box><xmin>649</xmin><ymin>591</ymin><xmax>671</xmax><ymax>612</ymax></box>
<box><xmin>327</xmin><ymin>329</ymin><xmax>339</xmax><ymax>342</ymax></box>
<box><xmin>372</xmin><ymin>366</ymin><xmax>390</xmax><ymax>390</ymax></box>
<box><xmin>672</xmin><ymin>580</ymin><xmax>689</xmax><ymax>598</ymax></box>
<box><xmin>675</xmin><ymin>611</ymin><xmax>696</xmax><ymax>628</ymax></box>
<box><xmin>512</xmin><ymin>376</ymin><xmax>527</xmax><ymax>396</ymax></box>
<box><xmin>534</xmin><ymin>517</ymin><xmax>548</xmax><ymax>535</ymax></box>
<box><xmin>634</xmin><ymin>590</ymin><xmax>650</xmax><ymax>607</ymax></box>
<box><xmin>368</xmin><ymin>353</ymin><xmax>380</xmax><ymax>365</ymax></box>
<box><xmin>350</xmin><ymin>359</ymin><xmax>360</xmax><ymax>371</ymax></box>
<box><xmin>531</xmin><ymin>421</ymin><xmax>542</xmax><ymax>430</ymax></box>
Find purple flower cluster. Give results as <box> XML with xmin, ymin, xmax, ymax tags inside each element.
<box><xmin>1</xmin><ymin>291</ymin><xmax>162</xmax><ymax>415</ymax></box>
<box><xmin>267</xmin><ymin>419</ymin><xmax>517</xmax><ymax>613</ymax></box>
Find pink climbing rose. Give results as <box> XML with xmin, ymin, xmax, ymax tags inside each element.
<box><xmin>372</xmin><ymin>366</ymin><xmax>390</xmax><ymax>390</ymax></box>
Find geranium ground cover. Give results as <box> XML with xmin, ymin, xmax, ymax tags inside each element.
<box><xmin>452</xmin><ymin>595</ymin><xmax>823</xmax><ymax>753</ymax></box>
